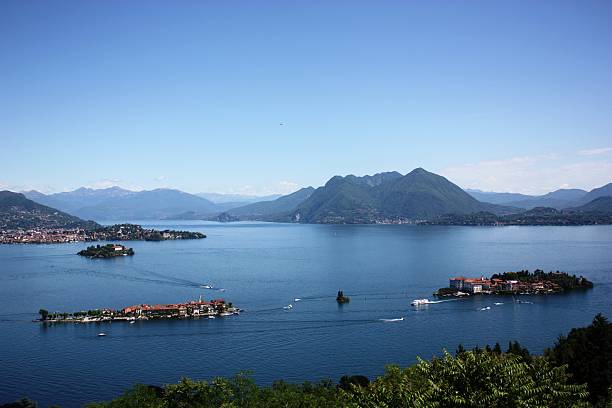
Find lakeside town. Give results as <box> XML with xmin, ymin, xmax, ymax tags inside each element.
<box><xmin>37</xmin><ymin>298</ymin><xmax>240</xmax><ymax>324</ymax></box>
<box><xmin>435</xmin><ymin>269</ymin><xmax>593</xmax><ymax>297</ymax></box>
<box><xmin>0</xmin><ymin>223</ymin><xmax>205</xmax><ymax>244</ymax></box>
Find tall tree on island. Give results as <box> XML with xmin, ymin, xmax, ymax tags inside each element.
<box><xmin>38</xmin><ymin>309</ymin><xmax>48</xmax><ymax>321</ymax></box>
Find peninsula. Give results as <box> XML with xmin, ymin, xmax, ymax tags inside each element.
<box><xmin>0</xmin><ymin>191</ymin><xmax>206</xmax><ymax>244</ymax></box>
<box><xmin>435</xmin><ymin>269</ymin><xmax>593</xmax><ymax>297</ymax></box>
<box><xmin>77</xmin><ymin>243</ymin><xmax>134</xmax><ymax>258</ymax></box>
<box><xmin>37</xmin><ymin>298</ymin><xmax>239</xmax><ymax>324</ymax></box>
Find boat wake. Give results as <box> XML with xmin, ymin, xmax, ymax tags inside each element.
<box><xmin>411</xmin><ymin>298</ymin><xmax>459</xmax><ymax>306</ymax></box>
<box><xmin>379</xmin><ymin>317</ymin><xmax>404</xmax><ymax>322</ymax></box>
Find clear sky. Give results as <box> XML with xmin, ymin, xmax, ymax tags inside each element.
<box><xmin>1</xmin><ymin>1</ymin><xmax>611</xmax><ymax>195</ymax></box>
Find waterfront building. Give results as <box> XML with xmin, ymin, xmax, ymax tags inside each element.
<box><xmin>122</xmin><ymin>299</ymin><xmax>226</xmax><ymax>318</ymax></box>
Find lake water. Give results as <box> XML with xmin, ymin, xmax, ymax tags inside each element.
<box><xmin>1</xmin><ymin>222</ymin><xmax>611</xmax><ymax>407</ymax></box>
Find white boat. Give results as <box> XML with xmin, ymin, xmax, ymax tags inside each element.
<box><xmin>98</xmin><ymin>333</ymin><xmax>107</xmax><ymax>337</ymax></box>
<box><xmin>208</xmin><ymin>315</ymin><xmax>216</xmax><ymax>319</ymax></box>
<box><xmin>294</xmin><ymin>298</ymin><xmax>301</xmax><ymax>302</ymax></box>
<box><xmin>411</xmin><ymin>299</ymin><xmax>430</xmax><ymax>306</ymax></box>
<box><xmin>480</xmin><ymin>306</ymin><xmax>491</xmax><ymax>311</ymax></box>
<box><xmin>283</xmin><ymin>304</ymin><xmax>293</xmax><ymax>310</ymax></box>
<box><xmin>129</xmin><ymin>321</ymin><xmax>136</xmax><ymax>324</ymax></box>
<box><xmin>220</xmin><ymin>312</ymin><xmax>232</xmax><ymax>317</ymax></box>
<box><xmin>380</xmin><ymin>317</ymin><xmax>404</xmax><ymax>322</ymax></box>
<box><xmin>200</xmin><ymin>284</ymin><xmax>212</xmax><ymax>289</ymax></box>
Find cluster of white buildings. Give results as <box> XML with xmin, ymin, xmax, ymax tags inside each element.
<box><xmin>449</xmin><ymin>276</ymin><xmax>520</xmax><ymax>294</ymax></box>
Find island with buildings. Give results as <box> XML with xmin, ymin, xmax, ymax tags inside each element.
<box><xmin>37</xmin><ymin>298</ymin><xmax>239</xmax><ymax>324</ymax></box>
<box><xmin>435</xmin><ymin>269</ymin><xmax>593</xmax><ymax>297</ymax></box>
<box><xmin>77</xmin><ymin>243</ymin><xmax>134</xmax><ymax>258</ymax></box>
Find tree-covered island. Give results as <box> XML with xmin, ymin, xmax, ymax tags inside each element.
<box><xmin>77</xmin><ymin>243</ymin><xmax>134</xmax><ymax>258</ymax></box>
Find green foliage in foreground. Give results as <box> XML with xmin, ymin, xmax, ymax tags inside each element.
<box><xmin>546</xmin><ymin>313</ymin><xmax>612</xmax><ymax>406</ymax></box>
<box><xmin>349</xmin><ymin>352</ymin><xmax>589</xmax><ymax>408</ymax></box>
<box><xmin>87</xmin><ymin>351</ymin><xmax>590</xmax><ymax>408</ymax></box>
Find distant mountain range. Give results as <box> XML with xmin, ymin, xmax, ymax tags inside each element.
<box><xmin>22</xmin><ymin>188</ymin><xmax>288</xmax><ymax>220</ymax></box>
<box><xmin>465</xmin><ymin>184</ymin><xmax>612</xmax><ymax>210</ymax></box>
<box><xmin>0</xmin><ymin>191</ymin><xmax>99</xmax><ymax>230</ymax></box>
<box><xmin>423</xmin><ymin>195</ymin><xmax>612</xmax><ymax>226</ymax></box>
<box><xmin>23</xmin><ymin>187</ymin><xmax>221</xmax><ymax>220</ymax></box>
<box><xmin>570</xmin><ymin>196</ymin><xmax>612</xmax><ymax>213</ymax></box>
<box><xmin>221</xmin><ymin>187</ymin><xmax>316</xmax><ymax>220</ymax></box>
<box><xmin>15</xmin><ymin>169</ymin><xmax>612</xmax><ymax>224</ymax></box>
<box><xmin>196</xmin><ymin>192</ymin><xmax>282</xmax><ymax>204</ymax></box>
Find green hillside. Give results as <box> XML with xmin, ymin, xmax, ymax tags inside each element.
<box><xmin>291</xmin><ymin>169</ymin><xmax>515</xmax><ymax>223</ymax></box>
<box><xmin>0</xmin><ymin>191</ymin><xmax>99</xmax><ymax>230</ymax></box>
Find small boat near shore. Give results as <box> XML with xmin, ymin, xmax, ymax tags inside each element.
<box><xmin>411</xmin><ymin>299</ymin><xmax>431</xmax><ymax>306</ymax></box>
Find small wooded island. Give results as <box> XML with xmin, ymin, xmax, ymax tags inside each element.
<box><xmin>77</xmin><ymin>243</ymin><xmax>134</xmax><ymax>258</ymax></box>
<box><xmin>336</xmin><ymin>290</ymin><xmax>350</xmax><ymax>303</ymax></box>
<box><xmin>435</xmin><ymin>269</ymin><xmax>593</xmax><ymax>297</ymax></box>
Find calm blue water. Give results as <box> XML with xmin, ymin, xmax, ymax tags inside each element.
<box><xmin>1</xmin><ymin>222</ymin><xmax>611</xmax><ymax>407</ymax></box>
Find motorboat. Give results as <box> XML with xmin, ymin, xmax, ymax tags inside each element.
<box><xmin>411</xmin><ymin>299</ymin><xmax>430</xmax><ymax>306</ymax></box>
<box><xmin>380</xmin><ymin>317</ymin><xmax>404</xmax><ymax>322</ymax></box>
<box><xmin>98</xmin><ymin>333</ymin><xmax>107</xmax><ymax>337</ymax></box>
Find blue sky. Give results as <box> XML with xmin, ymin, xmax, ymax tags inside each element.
<box><xmin>1</xmin><ymin>1</ymin><xmax>611</xmax><ymax>195</ymax></box>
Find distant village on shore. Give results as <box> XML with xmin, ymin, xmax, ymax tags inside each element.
<box><xmin>0</xmin><ymin>223</ymin><xmax>205</xmax><ymax>244</ymax></box>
